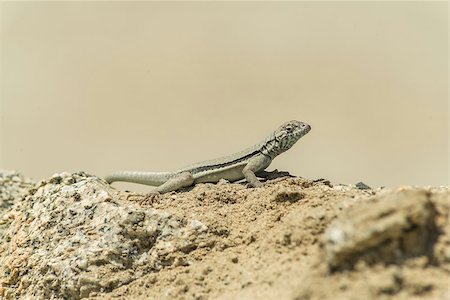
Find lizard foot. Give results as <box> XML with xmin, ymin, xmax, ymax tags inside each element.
<box><xmin>143</xmin><ymin>191</ymin><xmax>161</xmax><ymax>204</ymax></box>
<box><xmin>248</xmin><ymin>181</ymin><xmax>263</xmax><ymax>189</ymax></box>
<box><xmin>126</xmin><ymin>191</ymin><xmax>161</xmax><ymax>205</ymax></box>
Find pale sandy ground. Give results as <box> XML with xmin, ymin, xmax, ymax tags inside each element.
<box><xmin>0</xmin><ymin>170</ymin><xmax>448</xmax><ymax>300</ymax></box>
<box><xmin>93</xmin><ymin>180</ymin><xmax>450</xmax><ymax>300</ymax></box>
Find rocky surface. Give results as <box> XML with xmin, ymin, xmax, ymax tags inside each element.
<box><xmin>0</xmin><ymin>170</ymin><xmax>448</xmax><ymax>299</ymax></box>
<box><xmin>0</xmin><ymin>172</ymin><xmax>213</xmax><ymax>299</ymax></box>
<box><xmin>324</xmin><ymin>189</ymin><xmax>440</xmax><ymax>271</ymax></box>
<box><xmin>0</xmin><ymin>171</ymin><xmax>35</xmax><ymax>239</ymax></box>
<box><xmin>0</xmin><ymin>170</ymin><xmax>35</xmax><ymax>211</ymax></box>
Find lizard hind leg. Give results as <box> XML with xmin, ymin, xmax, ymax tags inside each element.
<box><xmin>130</xmin><ymin>172</ymin><xmax>194</xmax><ymax>204</ymax></box>
<box><xmin>155</xmin><ymin>172</ymin><xmax>194</xmax><ymax>194</ymax></box>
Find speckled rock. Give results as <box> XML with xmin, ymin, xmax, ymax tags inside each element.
<box><xmin>0</xmin><ymin>170</ymin><xmax>35</xmax><ymax>210</ymax></box>
<box><xmin>0</xmin><ymin>172</ymin><xmax>211</xmax><ymax>299</ymax></box>
<box><xmin>0</xmin><ymin>170</ymin><xmax>36</xmax><ymax>239</ymax></box>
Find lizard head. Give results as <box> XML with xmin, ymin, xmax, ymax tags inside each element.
<box><xmin>262</xmin><ymin>120</ymin><xmax>311</xmax><ymax>158</ymax></box>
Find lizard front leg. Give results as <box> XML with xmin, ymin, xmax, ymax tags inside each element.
<box><xmin>242</xmin><ymin>154</ymin><xmax>272</xmax><ymax>188</ymax></box>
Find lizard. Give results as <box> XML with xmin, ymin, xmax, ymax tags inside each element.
<box><xmin>105</xmin><ymin>120</ymin><xmax>311</xmax><ymax>194</ymax></box>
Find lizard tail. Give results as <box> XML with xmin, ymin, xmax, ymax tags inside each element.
<box><xmin>105</xmin><ymin>171</ymin><xmax>172</xmax><ymax>186</ymax></box>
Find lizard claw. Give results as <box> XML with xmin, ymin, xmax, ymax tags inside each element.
<box><xmin>143</xmin><ymin>191</ymin><xmax>161</xmax><ymax>204</ymax></box>
<box><xmin>249</xmin><ymin>181</ymin><xmax>263</xmax><ymax>188</ymax></box>
<box><xmin>126</xmin><ymin>191</ymin><xmax>161</xmax><ymax>205</ymax></box>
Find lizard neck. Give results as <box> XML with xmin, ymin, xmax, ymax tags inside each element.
<box><xmin>259</xmin><ymin>134</ymin><xmax>286</xmax><ymax>160</ymax></box>
<box><xmin>259</xmin><ymin>129</ymin><xmax>304</xmax><ymax>160</ymax></box>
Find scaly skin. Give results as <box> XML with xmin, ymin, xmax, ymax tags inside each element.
<box><xmin>105</xmin><ymin>120</ymin><xmax>311</xmax><ymax>193</ymax></box>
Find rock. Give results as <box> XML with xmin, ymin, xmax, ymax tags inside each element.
<box><xmin>0</xmin><ymin>170</ymin><xmax>35</xmax><ymax>239</ymax></box>
<box><xmin>0</xmin><ymin>172</ymin><xmax>209</xmax><ymax>299</ymax></box>
<box><xmin>355</xmin><ymin>182</ymin><xmax>371</xmax><ymax>190</ymax></box>
<box><xmin>1</xmin><ymin>170</ymin><xmax>448</xmax><ymax>300</ymax></box>
<box><xmin>323</xmin><ymin>189</ymin><xmax>438</xmax><ymax>271</ymax></box>
<box><xmin>0</xmin><ymin>170</ymin><xmax>35</xmax><ymax>211</ymax></box>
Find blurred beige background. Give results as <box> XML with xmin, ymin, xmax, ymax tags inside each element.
<box><xmin>0</xmin><ymin>2</ymin><xmax>448</xmax><ymax>190</ymax></box>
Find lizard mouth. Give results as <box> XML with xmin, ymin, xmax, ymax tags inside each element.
<box><xmin>301</xmin><ymin>123</ymin><xmax>311</xmax><ymax>133</ymax></box>
<box><xmin>296</xmin><ymin>123</ymin><xmax>311</xmax><ymax>138</ymax></box>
